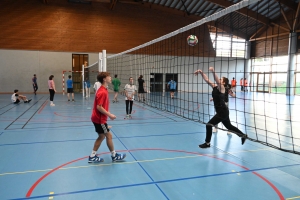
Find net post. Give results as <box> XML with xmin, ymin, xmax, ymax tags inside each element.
<box><xmin>62</xmin><ymin>71</ymin><xmax>65</xmax><ymax>95</ymax></box>
<box><xmin>99</xmin><ymin>52</ymin><xmax>103</xmax><ymax>72</ymax></box>
<box><xmin>286</xmin><ymin>32</ymin><xmax>297</xmax><ymax>96</ymax></box>
<box><xmin>102</xmin><ymin>50</ymin><xmax>107</xmax><ymax>72</ymax></box>
<box><xmin>82</xmin><ymin>64</ymin><xmax>85</xmax><ymax>97</ymax></box>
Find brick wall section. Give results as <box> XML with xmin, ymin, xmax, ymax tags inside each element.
<box><xmin>0</xmin><ymin>0</ymin><xmax>215</xmax><ymax>56</ymax></box>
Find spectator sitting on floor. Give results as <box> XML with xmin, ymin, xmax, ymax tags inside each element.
<box><xmin>11</xmin><ymin>89</ymin><xmax>31</xmax><ymax>104</ymax></box>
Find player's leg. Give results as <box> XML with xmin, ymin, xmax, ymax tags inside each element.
<box><xmin>199</xmin><ymin>114</ymin><xmax>222</xmax><ymax>148</ymax></box>
<box><xmin>125</xmin><ymin>100</ymin><xmax>129</xmax><ymax>118</ymax></box>
<box><xmin>105</xmin><ymin>131</ymin><xmax>126</xmax><ymax>161</ymax></box>
<box><xmin>222</xmin><ymin>118</ymin><xmax>247</xmax><ymax>145</ymax></box>
<box><xmin>129</xmin><ymin>100</ymin><xmax>133</xmax><ymax>118</ymax></box>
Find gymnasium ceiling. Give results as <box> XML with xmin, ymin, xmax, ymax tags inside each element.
<box><xmin>79</xmin><ymin>0</ymin><xmax>300</xmax><ymax>41</ymax></box>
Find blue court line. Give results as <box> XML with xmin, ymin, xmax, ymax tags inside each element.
<box><xmin>5</xmin><ymin>97</ymin><xmax>43</xmax><ymax>130</ymax></box>
<box><xmin>111</xmin><ymin>130</ymin><xmax>170</xmax><ymax>199</ymax></box>
<box><xmin>0</xmin><ymin>132</ymin><xmax>3</xmax><ymax>137</ymax></box>
<box><xmin>10</xmin><ymin>163</ymin><xmax>300</xmax><ymax>200</ymax></box>
<box><xmin>0</xmin><ymin>131</ymin><xmax>203</xmax><ymax>146</ymax></box>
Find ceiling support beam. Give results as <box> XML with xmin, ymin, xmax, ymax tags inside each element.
<box><xmin>293</xmin><ymin>2</ymin><xmax>300</xmax><ymax>31</ymax></box>
<box><xmin>203</xmin><ymin>0</ymin><xmax>269</xmax><ymax>25</ymax></box>
<box><xmin>280</xmin><ymin>7</ymin><xmax>292</xmax><ymax>30</ymax></box>
<box><xmin>250</xmin><ymin>25</ymin><xmax>268</xmax><ymax>40</ymax></box>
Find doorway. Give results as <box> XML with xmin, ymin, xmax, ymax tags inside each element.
<box><xmin>72</xmin><ymin>54</ymin><xmax>88</xmax><ymax>93</ymax></box>
<box><xmin>252</xmin><ymin>72</ymin><xmax>270</xmax><ymax>93</ymax></box>
<box><xmin>150</xmin><ymin>73</ymin><xmax>163</xmax><ymax>92</ymax></box>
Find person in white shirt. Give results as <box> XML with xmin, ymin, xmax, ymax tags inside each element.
<box><xmin>124</xmin><ymin>77</ymin><xmax>137</xmax><ymax>119</ymax></box>
<box><xmin>93</xmin><ymin>79</ymin><xmax>101</xmax><ymax>93</ymax></box>
<box><xmin>11</xmin><ymin>89</ymin><xmax>31</xmax><ymax>104</ymax></box>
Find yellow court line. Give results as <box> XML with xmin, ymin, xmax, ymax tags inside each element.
<box><xmin>0</xmin><ymin>148</ymin><xmax>272</xmax><ymax>176</ymax></box>
<box><xmin>286</xmin><ymin>196</ymin><xmax>300</xmax><ymax>200</ymax></box>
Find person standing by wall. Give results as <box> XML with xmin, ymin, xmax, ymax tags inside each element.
<box><xmin>124</xmin><ymin>77</ymin><xmax>137</xmax><ymax>119</ymax></box>
<box><xmin>138</xmin><ymin>75</ymin><xmax>146</xmax><ymax>102</ymax></box>
<box><xmin>48</xmin><ymin>75</ymin><xmax>56</xmax><ymax>106</ymax></box>
<box><xmin>93</xmin><ymin>78</ymin><xmax>101</xmax><ymax>93</ymax></box>
<box><xmin>112</xmin><ymin>74</ymin><xmax>121</xmax><ymax>103</ymax></box>
<box><xmin>240</xmin><ymin>78</ymin><xmax>244</xmax><ymax>92</ymax></box>
<box><xmin>231</xmin><ymin>77</ymin><xmax>237</xmax><ymax>93</ymax></box>
<box><xmin>244</xmin><ymin>78</ymin><xmax>248</xmax><ymax>92</ymax></box>
<box><xmin>84</xmin><ymin>77</ymin><xmax>91</xmax><ymax>98</ymax></box>
<box><xmin>67</xmin><ymin>75</ymin><xmax>75</xmax><ymax>102</ymax></box>
<box><xmin>32</xmin><ymin>74</ymin><xmax>38</xmax><ymax>95</ymax></box>
<box><xmin>167</xmin><ymin>78</ymin><xmax>177</xmax><ymax>99</ymax></box>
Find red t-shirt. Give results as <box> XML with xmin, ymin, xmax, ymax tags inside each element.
<box><xmin>91</xmin><ymin>86</ymin><xmax>109</xmax><ymax>124</ymax></box>
<box><xmin>231</xmin><ymin>80</ymin><xmax>237</xmax><ymax>87</ymax></box>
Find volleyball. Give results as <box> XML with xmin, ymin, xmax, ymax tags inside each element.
<box><xmin>187</xmin><ymin>35</ymin><xmax>198</xmax><ymax>46</ymax></box>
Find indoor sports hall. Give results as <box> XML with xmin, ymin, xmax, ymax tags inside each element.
<box><xmin>0</xmin><ymin>0</ymin><xmax>300</xmax><ymax>200</ymax></box>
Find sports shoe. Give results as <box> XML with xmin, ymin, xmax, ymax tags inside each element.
<box><xmin>112</xmin><ymin>100</ymin><xmax>115</xmax><ymax>103</ymax></box>
<box><xmin>241</xmin><ymin>134</ymin><xmax>247</xmax><ymax>145</ymax></box>
<box><xmin>112</xmin><ymin>153</ymin><xmax>126</xmax><ymax>162</ymax></box>
<box><xmin>129</xmin><ymin>114</ymin><xmax>132</xmax><ymax>119</ymax></box>
<box><xmin>199</xmin><ymin>143</ymin><xmax>211</xmax><ymax>148</ymax></box>
<box><xmin>212</xmin><ymin>127</ymin><xmax>218</xmax><ymax>133</ymax></box>
<box><xmin>27</xmin><ymin>99</ymin><xmax>32</xmax><ymax>103</ymax></box>
<box><xmin>125</xmin><ymin>115</ymin><xmax>129</xmax><ymax>119</ymax></box>
<box><xmin>88</xmin><ymin>155</ymin><xmax>104</xmax><ymax>163</ymax></box>
<box><xmin>72</xmin><ymin>99</ymin><xmax>75</xmax><ymax>102</ymax></box>
<box><xmin>50</xmin><ymin>103</ymin><xmax>55</xmax><ymax>106</ymax></box>
<box><xmin>227</xmin><ymin>131</ymin><xmax>231</xmax><ymax>135</ymax></box>
<box><xmin>68</xmin><ymin>99</ymin><xmax>70</xmax><ymax>101</ymax></box>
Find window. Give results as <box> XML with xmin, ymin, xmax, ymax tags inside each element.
<box><xmin>209</xmin><ymin>33</ymin><xmax>246</xmax><ymax>58</ymax></box>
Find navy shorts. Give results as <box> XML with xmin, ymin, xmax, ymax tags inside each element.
<box><xmin>67</xmin><ymin>88</ymin><xmax>73</xmax><ymax>93</ymax></box>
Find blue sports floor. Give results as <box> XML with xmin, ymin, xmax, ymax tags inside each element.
<box><xmin>0</xmin><ymin>92</ymin><xmax>300</xmax><ymax>200</ymax></box>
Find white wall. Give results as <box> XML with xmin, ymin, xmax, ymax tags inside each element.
<box><xmin>108</xmin><ymin>54</ymin><xmax>246</xmax><ymax>93</ymax></box>
<box><xmin>0</xmin><ymin>49</ymin><xmax>99</xmax><ymax>93</ymax></box>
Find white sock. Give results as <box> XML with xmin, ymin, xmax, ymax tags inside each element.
<box><xmin>90</xmin><ymin>151</ymin><xmax>97</xmax><ymax>157</ymax></box>
<box><xmin>111</xmin><ymin>150</ymin><xmax>116</xmax><ymax>157</ymax></box>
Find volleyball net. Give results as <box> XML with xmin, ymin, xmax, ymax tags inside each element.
<box><xmin>107</xmin><ymin>0</ymin><xmax>300</xmax><ymax>154</ymax></box>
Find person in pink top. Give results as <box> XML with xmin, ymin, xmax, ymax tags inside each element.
<box><xmin>48</xmin><ymin>75</ymin><xmax>56</xmax><ymax>106</ymax></box>
<box><xmin>89</xmin><ymin>72</ymin><xmax>126</xmax><ymax>163</ymax></box>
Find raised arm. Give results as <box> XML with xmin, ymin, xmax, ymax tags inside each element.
<box><xmin>194</xmin><ymin>69</ymin><xmax>216</xmax><ymax>88</ymax></box>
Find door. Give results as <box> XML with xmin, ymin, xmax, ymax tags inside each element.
<box><xmin>257</xmin><ymin>72</ymin><xmax>270</xmax><ymax>93</ymax></box>
<box><xmin>72</xmin><ymin>54</ymin><xmax>88</xmax><ymax>93</ymax></box>
<box><xmin>150</xmin><ymin>73</ymin><xmax>163</xmax><ymax>92</ymax></box>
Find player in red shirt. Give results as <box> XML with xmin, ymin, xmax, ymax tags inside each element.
<box><xmin>231</xmin><ymin>77</ymin><xmax>237</xmax><ymax>93</ymax></box>
<box><xmin>89</xmin><ymin>72</ymin><xmax>126</xmax><ymax>163</ymax></box>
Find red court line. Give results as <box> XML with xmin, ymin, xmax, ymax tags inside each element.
<box><xmin>26</xmin><ymin>148</ymin><xmax>284</xmax><ymax>199</ymax></box>
<box><xmin>38</xmin><ymin>101</ymin><xmax>48</xmax><ymax>114</ymax></box>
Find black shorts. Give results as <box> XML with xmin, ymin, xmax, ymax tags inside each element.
<box><xmin>14</xmin><ymin>99</ymin><xmax>20</xmax><ymax>104</ymax></box>
<box><xmin>114</xmin><ymin>89</ymin><xmax>119</xmax><ymax>92</ymax></box>
<box><xmin>170</xmin><ymin>89</ymin><xmax>175</xmax><ymax>92</ymax></box>
<box><xmin>93</xmin><ymin>122</ymin><xmax>110</xmax><ymax>134</ymax></box>
<box><xmin>138</xmin><ymin>88</ymin><xmax>145</xmax><ymax>93</ymax></box>
<box><xmin>67</xmin><ymin>88</ymin><xmax>73</xmax><ymax>93</ymax></box>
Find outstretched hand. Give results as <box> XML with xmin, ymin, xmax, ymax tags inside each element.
<box><xmin>209</xmin><ymin>67</ymin><xmax>214</xmax><ymax>72</ymax></box>
<box><xmin>194</xmin><ymin>69</ymin><xmax>203</xmax><ymax>75</ymax></box>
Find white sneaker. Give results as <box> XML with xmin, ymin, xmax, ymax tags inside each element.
<box><xmin>227</xmin><ymin>131</ymin><xmax>231</xmax><ymax>135</ymax></box>
<box><xmin>213</xmin><ymin>127</ymin><xmax>218</xmax><ymax>133</ymax></box>
<box><xmin>50</xmin><ymin>103</ymin><xmax>55</xmax><ymax>106</ymax></box>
